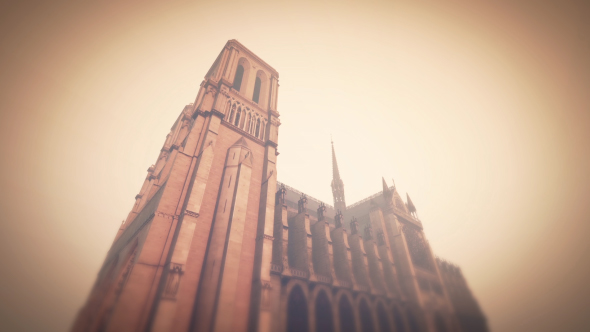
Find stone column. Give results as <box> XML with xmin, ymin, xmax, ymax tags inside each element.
<box><xmin>192</xmin><ymin>138</ymin><xmax>254</xmax><ymax>332</ymax></box>
<box><xmin>330</xmin><ymin>211</ymin><xmax>354</xmax><ymax>287</ymax></box>
<box><xmin>249</xmin><ymin>110</ymin><xmax>280</xmax><ymax>332</ymax></box>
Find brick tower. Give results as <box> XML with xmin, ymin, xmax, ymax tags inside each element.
<box><xmin>72</xmin><ymin>40</ymin><xmax>281</xmax><ymax>332</ymax></box>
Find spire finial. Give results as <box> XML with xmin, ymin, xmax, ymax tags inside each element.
<box><xmin>331</xmin><ymin>139</ymin><xmax>346</xmax><ymax>212</ymax></box>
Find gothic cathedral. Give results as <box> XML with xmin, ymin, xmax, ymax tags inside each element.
<box><xmin>72</xmin><ymin>40</ymin><xmax>488</xmax><ymax>332</ymax></box>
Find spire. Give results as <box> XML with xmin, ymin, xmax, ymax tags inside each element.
<box><xmin>331</xmin><ymin>139</ymin><xmax>341</xmax><ymax>180</ymax></box>
<box><xmin>331</xmin><ymin>140</ymin><xmax>346</xmax><ymax>212</ymax></box>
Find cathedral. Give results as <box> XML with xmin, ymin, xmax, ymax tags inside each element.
<box><xmin>71</xmin><ymin>40</ymin><xmax>488</xmax><ymax>332</ymax></box>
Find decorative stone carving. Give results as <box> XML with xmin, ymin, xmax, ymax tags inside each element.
<box><xmin>317</xmin><ymin>202</ymin><xmax>326</xmax><ymax>221</ymax></box>
<box><xmin>297</xmin><ymin>194</ymin><xmax>308</xmax><ymax>214</ymax></box>
<box><xmin>335</xmin><ymin>210</ymin><xmax>343</xmax><ymax>228</ymax></box>
<box><xmin>377</xmin><ymin>229</ymin><xmax>386</xmax><ymax>246</ymax></box>
<box><xmin>364</xmin><ymin>224</ymin><xmax>374</xmax><ymax>240</ymax></box>
<box><xmin>156</xmin><ymin>211</ymin><xmax>176</xmax><ymax>219</ymax></box>
<box><xmin>184</xmin><ymin>210</ymin><xmax>199</xmax><ymax>218</ymax></box>
<box><xmin>163</xmin><ymin>263</ymin><xmax>183</xmax><ymax>299</ymax></box>
<box><xmin>350</xmin><ymin>217</ymin><xmax>359</xmax><ymax>235</ymax></box>
<box><xmin>275</xmin><ymin>184</ymin><xmax>286</xmax><ymax>206</ymax></box>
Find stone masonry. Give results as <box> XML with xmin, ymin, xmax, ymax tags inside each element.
<box><xmin>71</xmin><ymin>40</ymin><xmax>487</xmax><ymax>332</ymax></box>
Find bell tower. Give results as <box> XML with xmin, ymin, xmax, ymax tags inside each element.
<box><xmin>71</xmin><ymin>40</ymin><xmax>280</xmax><ymax>332</ymax></box>
<box><xmin>331</xmin><ymin>140</ymin><xmax>346</xmax><ymax>212</ymax></box>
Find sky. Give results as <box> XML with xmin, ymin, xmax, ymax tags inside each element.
<box><xmin>0</xmin><ymin>0</ymin><xmax>589</xmax><ymax>331</ymax></box>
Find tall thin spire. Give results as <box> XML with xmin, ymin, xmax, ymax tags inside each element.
<box><xmin>331</xmin><ymin>139</ymin><xmax>341</xmax><ymax>180</ymax></box>
<box><xmin>331</xmin><ymin>140</ymin><xmax>346</xmax><ymax>212</ymax></box>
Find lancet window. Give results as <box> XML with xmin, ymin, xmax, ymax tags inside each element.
<box><xmin>233</xmin><ymin>65</ymin><xmax>244</xmax><ymax>91</ymax></box>
<box><xmin>223</xmin><ymin>100</ymin><xmax>266</xmax><ymax>140</ymax></box>
<box><xmin>252</xmin><ymin>77</ymin><xmax>262</xmax><ymax>103</ymax></box>
<box><xmin>235</xmin><ymin>107</ymin><xmax>241</xmax><ymax>127</ymax></box>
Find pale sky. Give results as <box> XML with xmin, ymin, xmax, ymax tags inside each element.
<box><xmin>1</xmin><ymin>1</ymin><xmax>589</xmax><ymax>331</ymax></box>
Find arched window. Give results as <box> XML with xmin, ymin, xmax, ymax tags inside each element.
<box><xmin>229</xmin><ymin>104</ymin><xmax>236</xmax><ymax>123</ymax></box>
<box><xmin>239</xmin><ymin>110</ymin><xmax>247</xmax><ymax>129</ymax></box>
<box><xmin>315</xmin><ymin>291</ymin><xmax>334</xmax><ymax>332</ymax></box>
<box><xmin>406</xmin><ymin>310</ymin><xmax>420</xmax><ymax>332</ymax></box>
<box><xmin>359</xmin><ymin>298</ymin><xmax>375</xmax><ymax>332</ymax></box>
<box><xmin>246</xmin><ymin>114</ymin><xmax>252</xmax><ymax>133</ymax></box>
<box><xmin>234</xmin><ymin>107</ymin><xmax>241</xmax><ymax>127</ymax></box>
<box><xmin>376</xmin><ymin>302</ymin><xmax>391</xmax><ymax>332</ymax></box>
<box><xmin>252</xmin><ymin>77</ymin><xmax>262</xmax><ymax>103</ymax></box>
<box><xmin>233</xmin><ymin>65</ymin><xmax>244</xmax><ymax>91</ymax></box>
<box><xmin>435</xmin><ymin>313</ymin><xmax>447</xmax><ymax>332</ymax></box>
<box><xmin>260</xmin><ymin>121</ymin><xmax>265</xmax><ymax>140</ymax></box>
<box><xmin>255</xmin><ymin>118</ymin><xmax>261</xmax><ymax>138</ymax></box>
<box><xmin>392</xmin><ymin>306</ymin><xmax>406</xmax><ymax>332</ymax></box>
<box><xmin>339</xmin><ymin>296</ymin><xmax>355</xmax><ymax>332</ymax></box>
<box><xmin>287</xmin><ymin>286</ymin><xmax>308</xmax><ymax>332</ymax></box>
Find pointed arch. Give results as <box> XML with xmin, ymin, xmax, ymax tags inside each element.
<box><xmin>287</xmin><ymin>285</ymin><xmax>309</xmax><ymax>332</ymax></box>
<box><xmin>376</xmin><ymin>301</ymin><xmax>391</xmax><ymax>332</ymax></box>
<box><xmin>225</xmin><ymin>100</ymin><xmax>232</xmax><ymax>121</ymax></box>
<box><xmin>246</xmin><ymin>113</ymin><xmax>252</xmax><ymax>133</ymax></box>
<box><xmin>313</xmin><ymin>289</ymin><xmax>334</xmax><ymax>332</ymax></box>
<box><xmin>392</xmin><ymin>305</ymin><xmax>406</xmax><ymax>332</ymax></box>
<box><xmin>234</xmin><ymin>107</ymin><xmax>241</xmax><ymax>127</ymax></box>
<box><xmin>234</xmin><ymin>57</ymin><xmax>251</xmax><ymax>94</ymax></box>
<box><xmin>255</xmin><ymin>118</ymin><xmax>261</xmax><ymax>138</ymax></box>
<box><xmin>260</xmin><ymin>120</ymin><xmax>266</xmax><ymax>140</ymax></box>
<box><xmin>435</xmin><ymin>313</ymin><xmax>447</xmax><ymax>332</ymax></box>
<box><xmin>239</xmin><ymin>109</ymin><xmax>247</xmax><ymax>129</ymax></box>
<box><xmin>338</xmin><ymin>295</ymin><xmax>355</xmax><ymax>332</ymax></box>
<box><xmin>252</xmin><ymin>76</ymin><xmax>262</xmax><ymax>103</ymax></box>
<box><xmin>229</xmin><ymin>103</ymin><xmax>236</xmax><ymax>123</ymax></box>
<box><xmin>406</xmin><ymin>309</ymin><xmax>420</xmax><ymax>332</ymax></box>
<box><xmin>359</xmin><ymin>298</ymin><xmax>375</xmax><ymax>332</ymax></box>
<box><xmin>253</xmin><ymin>70</ymin><xmax>268</xmax><ymax>108</ymax></box>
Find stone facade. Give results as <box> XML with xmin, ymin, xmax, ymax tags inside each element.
<box><xmin>71</xmin><ymin>40</ymin><xmax>487</xmax><ymax>332</ymax></box>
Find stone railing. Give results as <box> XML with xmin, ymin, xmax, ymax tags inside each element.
<box><xmin>270</xmin><ymin>263</ymin><xmax>283</xmax><ymax>274</ymax></box>
<box><xmin>337</xmin><ymin>279</ymin><xmax>352</xmax><ymax>289</ymax></box>
<box><xmin>316</xmin><ymin>275</ymin><xmax>332</xmax><ymax>284</ymax></box>
<box><xmin>290</xmin><ymin>268</ymin><xmax>308</xmax><ymax>279</ymax></box>
<box><xmin>347</xmin><ymin>186</ymin><xmax>394</xmax><ymax>209</ymax></box>
<box><xmin>277</xmin><ymin>181</ymin><xmax>334</xmax><ymax>209</ymax></box>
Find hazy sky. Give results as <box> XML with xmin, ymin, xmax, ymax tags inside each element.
<box><xmin>1</xmin><ymin>1</ymin><xmax>589</xmax><ymax>331</ymax></box>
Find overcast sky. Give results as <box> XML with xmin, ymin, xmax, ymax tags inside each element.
<box><xmin>1</xmin><ymin>1</ymin><xmax>589</xmax><ymax>331</ymax></box>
